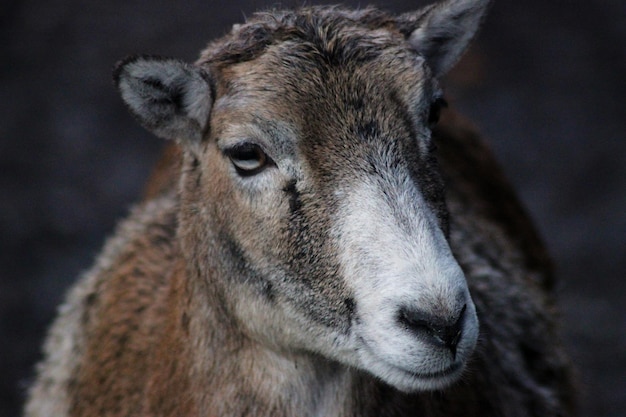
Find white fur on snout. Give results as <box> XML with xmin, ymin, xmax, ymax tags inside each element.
<box><xmin>335</xmin><ymin>179</ymin><xmax>478</xmax><ymax>392</ymax></box>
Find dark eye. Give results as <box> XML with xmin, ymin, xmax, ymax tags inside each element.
<box><xmin>428</xmin><ymin>97</ymin><xmax>448</xmax><ymax>127</ymax></box>
<box><xmin>225</xmin><ymin>143</ymin><xmax>271</xmax><ymax>176</ymax></box>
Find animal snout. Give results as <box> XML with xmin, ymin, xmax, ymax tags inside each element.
<box><xmin>397</xmin><ymin>304</ymin><xmax>467</xmax><ymax>357</ymax></box>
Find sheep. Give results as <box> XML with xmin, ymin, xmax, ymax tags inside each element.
<box><xmin>25</xmin><ymin>0</ymin><xmax>577</xmax><ymax>416</ymax></box>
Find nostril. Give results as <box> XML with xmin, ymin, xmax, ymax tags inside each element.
<box><xmin>397</xmin><ymin>304</ymin><xmax>466</xmax><ymax>357</ymax></box>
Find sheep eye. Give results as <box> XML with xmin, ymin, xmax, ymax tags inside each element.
<box><xmin>226</xmin><ymin>143</ymin><xmax>271</xmax><ymax>176</ymax></box>
<box><xmin>428</xmin><ymin>96</ymin><xmax>448</xmax><ymax>127</ymax></box>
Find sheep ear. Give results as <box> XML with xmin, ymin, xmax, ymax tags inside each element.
<box><xmin>399</xmin><ymin>0</ymin><xmax>490</xmax><ymax>77</ymax></box>
<box><xmin>114</xmin><ymin>56</ymin><xmax>213</xmax><ymax>143</ymax></box>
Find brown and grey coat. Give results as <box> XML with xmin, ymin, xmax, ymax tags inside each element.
<box><xmin>25</xmin><ymin>1</ymin><xmax>576</xmax><ymax>416</ymax></box>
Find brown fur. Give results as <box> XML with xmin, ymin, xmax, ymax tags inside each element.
<box><xmin>25</xmin><ymin>111</ymin><xmax>576</xmax><ymax>416</ymax></box>
<box><xmin>25</xmin><ymin>4</ymin><xmax>576</xmax><ymax>417</ymax></box>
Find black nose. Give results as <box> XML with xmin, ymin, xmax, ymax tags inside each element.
<box><xmin>397</xmin><ymin>304</ymin><xmax>466</xmax><ymax>357</ymax></box>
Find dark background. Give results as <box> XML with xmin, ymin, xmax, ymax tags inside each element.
<box><xmin>2</xmin><ymin>0</ymin><xmax>624</xmax><ymax>416</ymax></box>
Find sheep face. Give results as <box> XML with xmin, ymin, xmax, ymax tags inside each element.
<box><xmin>115</xmin><ymin>0</ymin><xmax>488</xmax><ymax>392</ymax></box>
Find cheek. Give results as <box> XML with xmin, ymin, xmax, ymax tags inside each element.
<box><xmin>265</xmin><ymin>200</ymin><xmax>355</xmax><ymax>330</ymax></box>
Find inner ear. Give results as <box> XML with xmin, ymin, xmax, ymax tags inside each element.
<box><xmin>398</xmin><ymin>0</ymin><xmax>491</xmax><ymax>77</ymax></box>
<box><xmin>114</xmin><ymin>55</ymin><xmax>214</xmax><ymax>144</ymax></box>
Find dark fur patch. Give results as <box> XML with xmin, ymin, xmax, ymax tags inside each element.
<box><xmin>190</xmin><ymin>157</ymin><xmax>202</xmax><ymax>188</ymax></box>
<box><xmin>181</xmin><ymin>312</ymin><xmax>190</xmax><ymax>333</ymax></box>
<box><xmin>142</xmin><ymin>77</ymin><xmax>185</xmax><ymax>113</ymax></box>
<box><xmin>357</xmin><ymin>120</ymin><xmax>381</xmax><ymax>141</ymax></box>
<box><xmin>85</xmin><ymin>292</ymin><xmax>98</xmax><ymax>307</ymax></box>
<box><xmin>259</xmin><ymin>280</ymin><xmax>276</xmax><ymax>303</ymax></box>
<box><xmin>81</xmin><ymin>292</ymin><xmax>98</xmax><ymax>326</ymax></box>
<box><xmin>343</xmin><ymin>297</ymin><xmax>356</xmax><ymax>333</ymax></box>
<box><xmin>282</xmin><ymin>179</ymin><xmax>302</xmax><ymax>213</ymax></box>
<box><xmin>344</xmin><ymin>297</ymin><xmax>355</xmax><ymax>315</ymax></box>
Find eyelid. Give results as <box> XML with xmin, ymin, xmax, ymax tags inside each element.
<box><xmin>223</xmin><ymin>141</ymin><xmax>264</xmax><ymax>156</ymax></box>
<box><xmin>216</xmin><ymin>121</ymin><xmax>271</xmax><ymax>153</ymax></box>
<box><xmin>221</xmin><ymin>137</ymin><xmax>265</xmax><ymax>153</ymax></box>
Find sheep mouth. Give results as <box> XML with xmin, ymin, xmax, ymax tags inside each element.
<box><xmin>395</xmin><ymin>360</ymin><xmax>463</xmax><ymax>380</ymax></box>
<box><xmin>359</xmin><ymin>339</ymin><xmax>467</xmax><ymax>391</ymax></box>
<box><xmin>382</xmin><ymin>359</ymin><xmax>466</xmax><ymax>391</ymax></box>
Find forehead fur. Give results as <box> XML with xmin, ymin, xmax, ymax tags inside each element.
<box><xmin>199</xmin><ymin>5</ymin><xmax>435</xmax><ymax>187</ymax></box>
<box><xmin>197</xmin><ymin>6</ymin><xmax>407</xmax><ymax>69</ymax></box>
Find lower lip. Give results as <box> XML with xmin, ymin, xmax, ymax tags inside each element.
<box><xmin>360</xmin><ymin>338</ymin><xmax>465</xmax><ymax>384</ymax></box>
<box><xmin>399</xmin><ymin>361</ymin><xmax>463</xmax><ymax>380</ymax></box>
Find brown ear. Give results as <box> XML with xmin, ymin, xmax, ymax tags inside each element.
<box><xmin>398</xmin><ymin>0</ymin><xmax>490</xmax><ymax>77</ymax></box>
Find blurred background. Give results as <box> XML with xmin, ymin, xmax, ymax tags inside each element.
<box><xmin>1</xmin><ymin>0</ymin><xmax>624</xmax><ymax>416</ymax></box>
